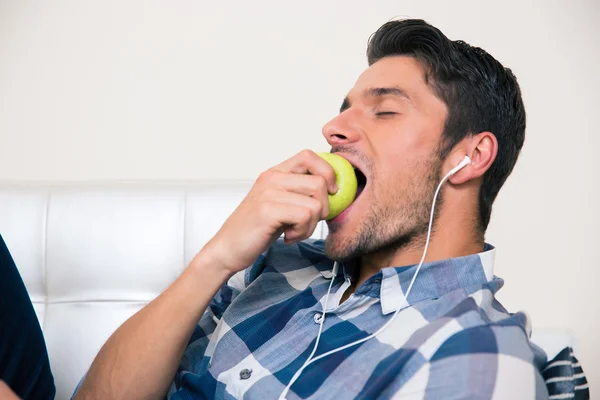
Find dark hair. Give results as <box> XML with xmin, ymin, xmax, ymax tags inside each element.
<box><xmin>367</xmin><ymin>19</ymin><xmax>526</xmax><ymax>232</ymax></box>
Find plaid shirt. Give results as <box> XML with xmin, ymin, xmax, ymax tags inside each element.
<box><xmin>168</xmin><ymin>239</ymin><xmax>549</xmax><ymax>399</ymax></box>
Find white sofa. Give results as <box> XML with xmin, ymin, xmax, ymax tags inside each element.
<box><xmin>0</xmin><ymin>183</ymin><xmax>575</xmax><ymax>399</ymax></box>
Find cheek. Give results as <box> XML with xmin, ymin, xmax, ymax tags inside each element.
<box><xmin>378</xmin><ymin>151</ymin><xmax>416</xmax><ymax>186</ymax></box>
<box><xmin>384</xmin><ymin>114</ymin><xmax>442</xmax><ymax>156</ymax></box>
<box><xmin>373</xmin><ymin>154</ymin><xmax>434</xmax><ymax>205</ymax></box>
<box><xmin>373</xmin><ymin>165</ymin><xmax>412</xmax><ymax>203</ymax></box>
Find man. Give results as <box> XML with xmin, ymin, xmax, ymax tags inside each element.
<box><xmin>73</xmin><ymin>19</ymin><xmax>566</xmax><ymax>399</ymax></box>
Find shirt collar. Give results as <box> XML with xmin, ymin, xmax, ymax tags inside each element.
<box><xmin>375</xmin><ymin>244</ymin><xmax>496</xmax><ymax>314</ymax></box>
<box><xmin>308</xmin><ymin>240</ymin><xmax>495</xmax><ymax>315</ymax></box>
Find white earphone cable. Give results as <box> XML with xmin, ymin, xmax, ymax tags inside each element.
<box><xmin>278</xmin><ymin>261</ymin><xmax>338</xmax><ymax>400</ymax></box>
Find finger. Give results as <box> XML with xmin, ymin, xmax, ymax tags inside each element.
<box><xmin>261</xmin><ymin>189</ymin><xmax>328</xmax><ymax>220</ymax></box>
<box><xmin>257</xmin><ymin>172</ymin><xmax>330</xmax><ymax>218</ymax></box>
<box><xmin>273</xmin><ymin>150</ymin><xmax>338</xmax><ymax>194</ymax></box>
<box><xmin>258</xmin><ymin>201</ymin><xmax>320</xmax><ymax>243</ymax></box>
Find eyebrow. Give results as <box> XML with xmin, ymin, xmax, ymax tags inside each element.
<box><xmin>340</xmin><ymin>86</ymin><xmax>412</xmax><ymax>113</ymax></box>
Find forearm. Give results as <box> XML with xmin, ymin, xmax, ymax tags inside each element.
<box><xmin>74</xmin><ymin>249</ymin><xmax>232</xmax><ymax>400</ymax></box>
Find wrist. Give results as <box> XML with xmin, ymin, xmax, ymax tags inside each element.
<box><xmin>188</xmin><ymin>243</ymin><xmax>234</xmax><ymax>283</ymax></box>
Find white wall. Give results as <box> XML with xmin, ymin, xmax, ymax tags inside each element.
<box><xmin>1</xmin><ymin>0</ymin><xmax>598</xmax><ymax>392</ymax></box>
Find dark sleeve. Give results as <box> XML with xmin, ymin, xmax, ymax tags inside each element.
<box><xmin>0</xmin><ymin>234</ymin><xmax>55</xmax><ymax>400</ymax></box>
<box><xmin>542</xmin><ymin>347</ymin><xmax>590</xmax><ymax>400</ymax></box>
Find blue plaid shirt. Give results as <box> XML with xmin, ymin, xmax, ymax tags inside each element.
<box><xmin>168</xmin><ymin>239</ymin><xmax>549</xmax><ymax>399</ymax></box>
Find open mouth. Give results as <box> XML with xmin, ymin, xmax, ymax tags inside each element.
<box><xmin>353</xmin><ymin>166</ymin><xmax>367</xmax><ymax>199</ymax></box>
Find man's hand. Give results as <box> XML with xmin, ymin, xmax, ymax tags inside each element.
<box><xmin>201</xmin><ymin>149</ymin><xmax>337</xmax><ymax>275</ymax></box>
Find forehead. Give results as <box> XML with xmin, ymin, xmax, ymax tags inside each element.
<box><xmin>350</xmin><ymin>56</ymin><xmax>443</xmax><ymax>108</ymax></box>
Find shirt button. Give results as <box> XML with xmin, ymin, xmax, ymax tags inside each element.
<box><xmin>240</xmin><ymin>368</ymin><xmax>252</xmax><ymax>380</ymax></box>
<box><xmin>314</xmin><ymin>313</ymin><xmax>323</xmax><ymax>324</ymax></box>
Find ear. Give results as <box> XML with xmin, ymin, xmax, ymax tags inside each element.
<box><xmin>448</xmin><ymin>132</ymin><xmax>498</xmax><ymax>185</ymax></box>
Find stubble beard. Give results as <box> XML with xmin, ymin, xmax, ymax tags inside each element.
<box><xmin>325</xmin><ymin>156</ymin><xmax>443</xmax><ymax>262</ymax></box>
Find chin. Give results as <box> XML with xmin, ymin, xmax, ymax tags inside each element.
<box><xmin>324</xmin><ymin>230</ymin><xmax>358</xmax><ymax>261</ymax></box>
<box><xmin>324</xmin><ymin>205</ymin><xmax>364</xmax><ymax>260</ymax></box>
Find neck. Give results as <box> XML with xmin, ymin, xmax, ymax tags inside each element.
<box><xmin>357</xmin><ymin>185</ymin><xmax>484</xmax><ymax>287</ymax></box>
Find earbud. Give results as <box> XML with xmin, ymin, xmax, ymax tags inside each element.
<box><xmin>448</xmin><ymin>155</ymin><xmax>472</xmax><ymax>176</ymax></box>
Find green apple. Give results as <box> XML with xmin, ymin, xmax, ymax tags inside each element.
<box><xmin>317</xmin><ymin>152</ymin><xmax>358</xmax><ymax>220</ymax></box>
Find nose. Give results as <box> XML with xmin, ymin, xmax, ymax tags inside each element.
<box><xmin>322</xmin><ymin>110</ymin><xmax>362</xmax><ymax>147</ymax></box>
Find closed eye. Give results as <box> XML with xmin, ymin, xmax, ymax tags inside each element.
<box><xmin>375</xmin><ymin>112</ymin><xmax>397</xmax><ymax>116</ymax></box>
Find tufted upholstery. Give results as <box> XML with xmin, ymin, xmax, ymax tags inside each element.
<box><xmin>0</xmin><ymin>183</ymin><xmax>573</xmax><ymax>399</ymax></box>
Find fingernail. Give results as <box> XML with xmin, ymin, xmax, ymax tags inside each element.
<box><xmin>333</xmin><ymin>184</ymin><xmax>339</xmax><ymax>193</ymax></box>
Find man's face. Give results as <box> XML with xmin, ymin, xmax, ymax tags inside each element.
<box><xmin>323</xmin><ymin>56</ymin><xmax>449</xmax><ymax>261</ymax></box>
